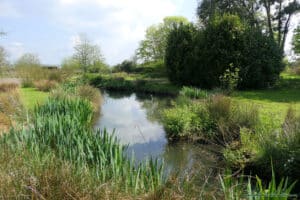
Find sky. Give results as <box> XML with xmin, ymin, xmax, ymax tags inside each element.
<box><xmin>0</xmin><ymin>0</ymin><xmax>198</xmax><ymax>65</ymax></box>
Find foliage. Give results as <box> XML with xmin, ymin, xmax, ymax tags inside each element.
<box><xmin>136</xmin><ymin>16</ymin><xmax>189</xmax><ymax>62</ymax></box>
<box><xmin>113</xmin><ymin>60</ymin><xmax>137</xmax><ymax>73</ymax></box>
<box><xmin>162</xmin><ymin>105</ymin><xmax>201</xmax><ymax>139</ymax></box>
<box><xmin>72</xmin><ymin>34</ymin><xmax>106</xmax><ymax>73</ymax></box>
<box><xmin>87</xmin><ymin>73</ymin><xmax>180</xmax><ymax>96</ymax></box>
<box><xmin>197</xmin><ymin>0</ymin><xmax>259</xmax><ymax>25</ymax></box>
<box><xmin>162</xmin><ymin>94</ymin><xmax>260</xmax><ymax>144</ymax></box>
<box><xmin>197</xmin><ymin>0</ymin><xmax>300</xmax><ymax>51</ymax></box>
<box><xmin>293</xmin><ymin>25</ymin><xmax>300</xmax><ymax>55</ymax></box>
<box><xmin>165</xmin><ymin>23</ymin><xmax>197</xmax><ymax>85</ymax></box>
<box><xmin>219</xmin><ymin>65</ymin><xmax>240</xmax><ymax>94</ymax></box>
<box><xmin>61</xmin><ymin>57</ymin><xmax>80</xmax><ymax>71</ymax></box>
<box><xmin>15</xmin><ymin>53</ymin><xmax>41</xmax><ymax>68</ymax></box>
<box><xmin>165</xmin><ymin>14</ymin><xmax>284</xmax><ymax>89</ymax></box>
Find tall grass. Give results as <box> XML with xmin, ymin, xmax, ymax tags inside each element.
<box><xmin>220</xmin><ymin>168</ymin><xmax>297</xmax><ymax>200</ymax></box>
<box><xmin>1</xmin><ymin>97</ymin><xmax>164</xmax><ymax>196</ymax></box>
<box><xmin>180</xmin><ymin>86</ymin><xmax>208</xmax><ymax>99</ymax></box>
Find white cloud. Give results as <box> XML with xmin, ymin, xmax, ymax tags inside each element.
<box><xmin>54</xmin><ymin>0</ymin><xmax>181</xmax><ymax>64</ymax></box>
<box><xmin>6</xmin><ymin>42</ymin><xmax>25</xmax><ymax>61</ymax></box>
<box><xmin>0</xmin><ymin>1</ymin><xmax>21</xmax><ymax>18</ymax></box>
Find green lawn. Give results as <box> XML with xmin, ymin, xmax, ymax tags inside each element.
<box><xmin>20</xmin><ymin>88</ymin><xmax>49</xmax><ymax>110</ymax></box>
<box><xmin>232</xmin><ymin>73</ymin><xmax>300</xmax><ymax>125</ymax></box>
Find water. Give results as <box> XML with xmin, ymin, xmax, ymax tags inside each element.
<box><xmin>94</xmin><ymin>90</ymin><xmax>219</xmax><ymax>174</ymax></box>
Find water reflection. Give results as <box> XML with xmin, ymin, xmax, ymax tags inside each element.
<box><xmin>94</xmin><ymin>91</ymin><xmax>168</xmax><ymax>146</ymax></box>
<box><xmin>94</xmin><ymin>91</ymin><xmax>219</xmax><ymax>176</ymax></box>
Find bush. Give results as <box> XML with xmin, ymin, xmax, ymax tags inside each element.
<box><xmin>34</xmin><ymin>80</ymin><xmax>58</xmax><ymax>92</ymax></box>
<box><xmin>0</xmin><ymin>80</ymin><xmax>20</xmax><ymax>92</ymax></box>
<box><xmin>163</xmin><ymin>105</ymin><xmax>199</xmax><ymax>139</ymax></box>
<box><xmin>113</xmin><ymin>60</ymin><xmax>136</xmax><ymax>73</ymax></box>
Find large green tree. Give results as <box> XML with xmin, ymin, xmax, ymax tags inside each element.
<box><xmin>197</xmin><ymin>0</ymin><xmax>300</xmax><ymax>52</ymax></box>
<box><xmin>136</xmin><ymin>16</ymin><xmax>189</xmax><ymax>62</ymax></box>
<box><xmin>165</xmin><ymin>14</ymin><xmax>283</xmax><ymax>89</ymax></box>
<box><xmin>197</xmin><ymin>0</ymin><xmax>259</xmax><ymax>25</ymax></box>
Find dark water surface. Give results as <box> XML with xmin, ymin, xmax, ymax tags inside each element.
<box><xmin>94</xmin><ymin>91</ymin><xmax>219</xmax><ymax>174</ymax></box>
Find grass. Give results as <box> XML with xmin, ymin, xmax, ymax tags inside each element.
<box><xmin>20</xmin><ymin>88</ymin><xmax>49</xmax><ymax>110</ymax></box>
<box><xmin>232</xmin><ymin>73</ymin><xmax>300</xmax><ymax>125</ymax></box>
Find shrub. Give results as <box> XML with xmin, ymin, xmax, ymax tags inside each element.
<box><xmin>0</xmin><ymin>80</ymin><xmax>20</xmax><ymax>92</ymax></box>
<box><xmin>113</xmin><ymin>60</ymin><xmax>136</xmax><ymax>73</ymax></box>
<box><xmin>163</xmin><ymin>106</ymin><xmax>198</xmax><ymax>139</ymax></box>
<box><xmin>34</xmin><ymin>80</ymin><xmax>58</xmax><ymax>92</ymax></box>
<box><xmin>76</xmin><ymin>85</ymin><xmax>102</xmax><ymax>112</ymax></box>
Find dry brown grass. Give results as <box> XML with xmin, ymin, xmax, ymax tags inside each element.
<box><xmin>0</xmin><ymin>78</ymin><xmax>20</xmax><ymax>92</ymax></box>
<box><xmin>0</xmin><ymin>148</ymin><xmax>159</xmax><ymax>200</ymax></box>
<box><xmin>34</xmin><ymin>80</ymin><xmax>58</xmax><ymax>92</ymax></box>
<box><xmin>76</xmin><ymin>85</ymin><xmax>102</xmax><ymax>112</ymax></box>
<box><xmin>0</xmin><ymin>89</ymin><xmax>24</xmax><ymax>133</ymax></box>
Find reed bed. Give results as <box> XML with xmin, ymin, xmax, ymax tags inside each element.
<box><xmin>0</xmin><ymin>97</ymin><xmax>164</xmax><ymax>197</ymax></box>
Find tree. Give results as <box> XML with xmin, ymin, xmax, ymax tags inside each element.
<box><xmin>197</xmin><ymin>0</ymin><xmax>260</xmax><ymax>25</ymax></box>
<box><xmin>261</xmin><ymin>0</ymin><xmax>300</xmax><ymax>52</ymax></box>
<box><xmin>165</xmin><ymin>14</ymin><xmax>284</xmax><ymax>89</ymax></box>
<box><xmin>0</xmin><ymin>46</ymin><xmax>8</xmax><ymax>68</ymax></box>
<box><xmin>197</xmin><ymin>0</ymin><xmax>300</xmax><ymax>52</ymax></box>
<box><xmin>165</xmin><ymin>23</ymin><xmax>197</xmax><ymax>84</ymax></box>
<box><xmin>15</xmin><ymin>53</ymin><xmax>41</xmax><ymax>68</ymax></box>
<box><xmin>73</xmin><ymin>34</ymin><xmax>105</xmax><ymax>73</ymax></box>
<box><xmin>136</xmin><ymin>16</ymin><xmax>189</xmax><ymax>62</ymax></box>
<box><xmin>293</xmin><ymin>25</ymin><xmax>300</xmax><ymax>54</ymax></box>
<box><xmin>61</xmin><ymin>57</ymin><xmax>80</xmax><ymax>70</ymax></box>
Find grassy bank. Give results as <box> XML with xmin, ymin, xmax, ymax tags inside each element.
<box><xmin>160</xmin><ymin>72</ymin><xmax>300</xmax><ymax>194</ymax></box>
<box><xmin>86</xmin><ymin>65</ymin><xmax>180</xmax><ymax>96</ymax></box>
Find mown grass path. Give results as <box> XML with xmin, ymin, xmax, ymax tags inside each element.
<box><xmin>20</xmin><ymin>88</ymin><xmax>49</xmax><ymax>110</ymax></box>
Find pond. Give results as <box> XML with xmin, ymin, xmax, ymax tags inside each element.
<box><xmin>94</xmin><ymin>90</ymin><xmax>220</xmax><ymax>175</ymax></box>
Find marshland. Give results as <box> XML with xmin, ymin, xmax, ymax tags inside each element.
<box><xmin>1</xmin><ymin>0</ymin><xmax>300</xmax><ymax>199</ymax></box>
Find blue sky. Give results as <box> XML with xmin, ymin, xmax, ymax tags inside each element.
<box><xmin>0</xmin><ymin>0</ymin><xmax>198</xmax><ymax>65</ymax></box>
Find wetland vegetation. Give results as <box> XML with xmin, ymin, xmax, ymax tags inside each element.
<box><xmin>1</xmin><ymin>0</ymin><xmax>300</xmax><ymax>199</ymax></box>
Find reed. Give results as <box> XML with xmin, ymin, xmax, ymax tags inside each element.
<box><xmin>1</xmin><ymin>97</ymin><xmax>164</xmax><ymax>195</ymax></box>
